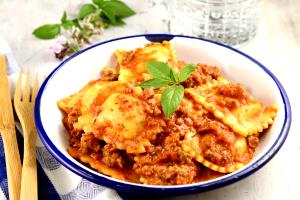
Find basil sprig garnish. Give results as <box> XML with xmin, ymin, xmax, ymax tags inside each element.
<box><xmin>139</xmin><ymin>61</ymin><xmax>196</xmax><ymax>118</ymax></box>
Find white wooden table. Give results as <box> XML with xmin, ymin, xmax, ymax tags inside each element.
<box><xmin>0</xmin><ymin>0</ymin><xmax>299</xmax><ymax>199</ymax></box>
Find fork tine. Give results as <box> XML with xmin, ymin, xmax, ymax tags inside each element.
<box><xmin>23</xmin><ymin>71</ymin><xmax>31</xmax><ymax>101</ymax></box>
<box><xmin>31</xmin><ymin>73</ymin><xmax>39</xmax><ymax>102</ymax></box>
<box><xmin>14</xmin><ymin>72</ymin><xmax>23</xmax><ymax>100</ymax></box>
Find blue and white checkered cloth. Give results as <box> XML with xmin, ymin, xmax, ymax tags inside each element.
<box><xmin>0</xmin><ymin>35</ymin><xmax>127</xmax><ymax>200</ymax></box>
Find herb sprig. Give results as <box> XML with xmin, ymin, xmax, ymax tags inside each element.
<box><xmin>139</xmin><ymin>61</ymin><xmax>196</xmax><ymax>118</ymax></box>
<box><xmin>32</xmin><ymin>0</ymin><xmax>135</xmax><ymax>59</ymax></box>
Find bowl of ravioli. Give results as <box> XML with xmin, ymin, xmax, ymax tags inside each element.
<box><xmin>35</xmin><ymin>34</ymin><xmax>291</xmax><ymax>196</ymax></box>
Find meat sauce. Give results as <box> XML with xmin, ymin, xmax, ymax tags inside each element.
<box><xmin>63</xmin><ymin>63</ymin><xmax>261</xmax><ymax>185</ymax></box>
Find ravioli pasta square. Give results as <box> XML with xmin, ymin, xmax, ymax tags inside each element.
<box><xmin>92</xmin><ymin>93</ymin><xmax>152</xmax><ymax>153</ymax></box>
<box><xmin>58</xmin><ymin>81</ymin><xmax>134</xmax><ymax>133</ymax></box>
<box><xmin>186</xmin><ymin>78</ymin><xmax>278</xmax><ymax>137</ymax></box>
<box><xmin>115</xmin><ymin>41</ymin><xmax>177</xmax><ymax>83</ymax></box>
<box><xmin>57</xmin><ymin>79</ymin><xmax>99</xmax><ymax>114</ymax></box>
<box><xmin>58</xmin><ymin>81</ymin><xmax>128</xmax><ymax>114</ymax></box>
<box><xmin>181</xmin><ymin>117</ymin><xmax>254</xmax><ymax>173</ymax></box>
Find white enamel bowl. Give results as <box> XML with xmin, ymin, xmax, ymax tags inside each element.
<box><xmin>34</xmin><ymin>34</ymin><xmax>291</xmax><ymax>196</ymax></box>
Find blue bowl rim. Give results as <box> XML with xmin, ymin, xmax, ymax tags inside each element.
<box><xmin>34</xmin><ymin>34</ymin><xmax>291</xmax><ymax>195</ymax></box>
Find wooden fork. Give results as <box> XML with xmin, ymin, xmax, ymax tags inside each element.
<box><xmin>14</xmin><ymin>72</ymin><xmax>38</xmax><ymax>200</ymax></box>
<box><xmin>0</xmin><ymin>55</ymin><xmax>22</xmax><ymax>200</ymax></box>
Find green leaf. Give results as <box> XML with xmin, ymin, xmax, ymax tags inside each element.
<box><xmin>60</xmin><ymin>11</ymin><xmax>76</xmax><ymax>30</ymax></box>
<box><xmin>146</xmin><ymin>61</ymin><xmax>175</xmax><ymax>83</ymax></box>
<box><xmin>171</xmin><ymin>68</ymin><xmax>179</xmax><ymax>83</ymax></box>
<box><xmin>61</xmin><ymin>20</ymin><xmax>75</xmax><ymax>30</ymax></box>
<box><xmin>60</xmin><ymin>12</ymin><xmax>73</xmax><ymax>29</ymax></box>
<box><xmin>139</xmin><ymin>78</ymin><xmax>171</xmax><ymax>89</ymax></box>
<box><xmin>178</xmin><ymin>64</ymin><xmax>197</xmax><ymax>82</ymax></box>
<box><xmin>32</xmin><ymin>24</ymin><xmax>61</xmax><ymax>39</ymax></box>
<box><xmin>161</xmin><ymin>85</ymin><xmax>184</xmax><ymax>118</ymax></box>
<box><xmin>102</xmin><ymin>0</ymin><xmax>135</xmax><ymax>18</ymax></box>
<box><xmin>113</xmin><ymin>18</ymin><xmax>125</xmax><ymax>25</ymax></box>
<box><xmin>92</xmin><ymin>0</ymin><xmax>104</xmax><ymax>7</ymax></box>
<box><xmin>100</xmin><ymin>0</ymin><xmax>135</xmax><ymax>24</ymax></box>
<box><xmin>78</xmin><ymin>4</ymin><xmax>97</xmax><ymax>19</ymax></box>
<box><xmin>61</xmin><ymin>11</ymin><xmax>67</xmax><ymax>23</ymax></box>
<box><xmin>101</xmin><ymin>6</ymin><xmax>117</xmax><ymax>24</ymax></box>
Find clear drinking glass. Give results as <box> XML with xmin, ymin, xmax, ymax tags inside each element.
<box><xmin>168</xmin><ymin>0</ymin><xmax>262</xmax><ymax>46</ymax></box>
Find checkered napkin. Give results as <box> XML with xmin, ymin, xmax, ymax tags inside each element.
<box><xmin>0</xmin><ymin>35</ymin><xmax>124</xmax><ymax>200</ymax></box>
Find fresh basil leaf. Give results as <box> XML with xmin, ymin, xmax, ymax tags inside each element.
<box><xmin>161</xmin><ymin>85</ymin><xmax>184</xmax><ymax>118</ymax></box>
<box><xmin>32</xmin><ymin>24</ymin><xmax>61</xmax><ymax>39</ymax></box>
<box><xmin>113</xmin><ymin>18</ymin><xmax>125</xmax><ymax>25</ymax></box>
<box><xmin>102</xmin><ymin>0</ymin><xmax>135</xmax><ymax>18</ymax></box>
<box><xmin>101</xmin><ymin>12</ymin><xmax>126</xmax><ymax>25</ymax></box>
<box><xmin>61</xmin><ymin>11</ymin><xmax>67</xmax><ymax>23</ymax></box>
<box><xmin>171</xmin><ymin>68</ymin><xmax>179</xmax><ymax>83</ymax></box>
<box><xmin>100</xmin><ymin>0</ymin><xmax>135</xmax><ymax>24</ymax></box>
<box><xmin>60</xmin><ymin>12</ymin><xmax>75</xmax><ymax>30</ymax></box>
<box><xmin>139</xmin><ymin>78</ymin><xmax>171</xmax><ymax>89</ymax></box>
<box><xmin>92</xmin><ymin>0</ymin><xmax>104</xmax><ymax>7</ymax></box>
<box><xmin>78</xmin><ymin>4</ymin><xmax>97</xmax><ymax>19</ymax></box>
<box><xmin>178</xmin><ymin>64</ymin><xmax>197</xmax><ymax>82</ymax></box>
<box><xmin>146</xmin><ymin>61</ymin><xmax>175</xmax><ymax>83</ymax></box>
<box><xmin>101</xmin><ymin>6</ymin><xmax>117</xmax><ymax>24</ymax></box>
<box><xmin>62</xmin><ymin>21</ymin><xmax>75</xmax><ymax>30</ymax></box>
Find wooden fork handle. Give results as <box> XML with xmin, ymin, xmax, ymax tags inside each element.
<box><xmin>20</xmin><ymin>127</ymin><xmax>37</xmax><ymax>200</ymax></box>
<box><xmin>1</xmin><ymin>128</ymin><xmax>22</xmax><ymax>200</ymax></box>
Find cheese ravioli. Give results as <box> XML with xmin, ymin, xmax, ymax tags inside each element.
<box><xmin>181</xmin><ymin>118</ymin><xmax>253</xmax><ymax>173</ymax></box>
<box><xmin>186</xmin><ymin>78</ymin><xmax>278</xmax><ymax>137</ymax></box>
<box><xmin>92</xmin><ymin>93</ymin><xmax>151</xmax><ymax>153</ymax></box>
<box><xmin>58</xmin><ymin>80</ymin><xmax>128</xmax><ymax>114</ymax></box>
<box><xmin>115</xmin><ymin>41</ymin><xmax>177</xmax><ymax>83</ymax></box>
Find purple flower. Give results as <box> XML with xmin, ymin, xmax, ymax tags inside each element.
<box><xmin>56</xmin><ymin>36</ymin><xmax>67</xmax><ymax>44</ymax></box>
<box><xmin>49</xmin><ymin>36</ymin><xmax>66</xmax><ymax>53</ymax></box>
<box><xmin>50</xmin><ymin>42</ymin><xmax>64</xmax><ymax>54</ymax></box>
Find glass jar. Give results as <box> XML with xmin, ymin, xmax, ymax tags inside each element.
<box><xmin>168</xmin><ymin>0</ymin><xmax>262</xmax><ymax>46</ymax></box>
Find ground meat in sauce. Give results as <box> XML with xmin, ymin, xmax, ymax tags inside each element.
<box><xmin>195</xmin><ymin>116</ymin><xmax>253</xmax><ymax>167</ymax></box>
<box><xmin>203</xmin><ymin>142</ymin><xmax>233</xmax><ymax>166</ymax></box>
<box><xmin>197</xmin><ymin>119</ymin><xmax>236</xmax><ymax>144</ymax></box>
<box><xmin>79</xmin><ymin>133</ymin><xmax>101</xmax><ymax>154</ymax></box>
<box><xmin>217</xmin><ymin>83</ymin><xmax>248</xmax><ymax>100</ymax></box>
<box><xmin>100</xmin><ymin>67</ymin><xmax>118</xmax><ymax>81</ymax></box>
<box><xmin>133</xmin><ymin>143</ymin><xmax>199</xmax><ymax>185</ymax></box>
<box><xmin>62</xmin><ymin>110</ymin><xmax>83</xmax><ymax>147</ymax></box>
<box><xmin>102</xmin><ymin>144</ymin><xmax>134</xmax><ymax>169</ymax></box>
<box><xmin>183</xmin><ymin>63</ymin><xmax>222</xmax><ymax>88</ymax></box>
<box><xmin>214</xmin><ymin>83</ymin><xmax>251</xmax><ymax>110</ymax></box>
<box><xmin>133</xmin><ymin>117</ymin><xmax>200</xmax><ymax>185</ymax></box>
<box><xmin>247</xmin><ymin>135</ymin><xmax>260</xmax><ymax>148</ymax></box>
<box><xmin>61</xmin><ymin>60</ymin><xmax>266</xmax><ymax>185</ymax></box>
<box><xmin>63</xmin><ymin>110</ymin><xmax>80</xmax><ymax>131</ymax></box>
